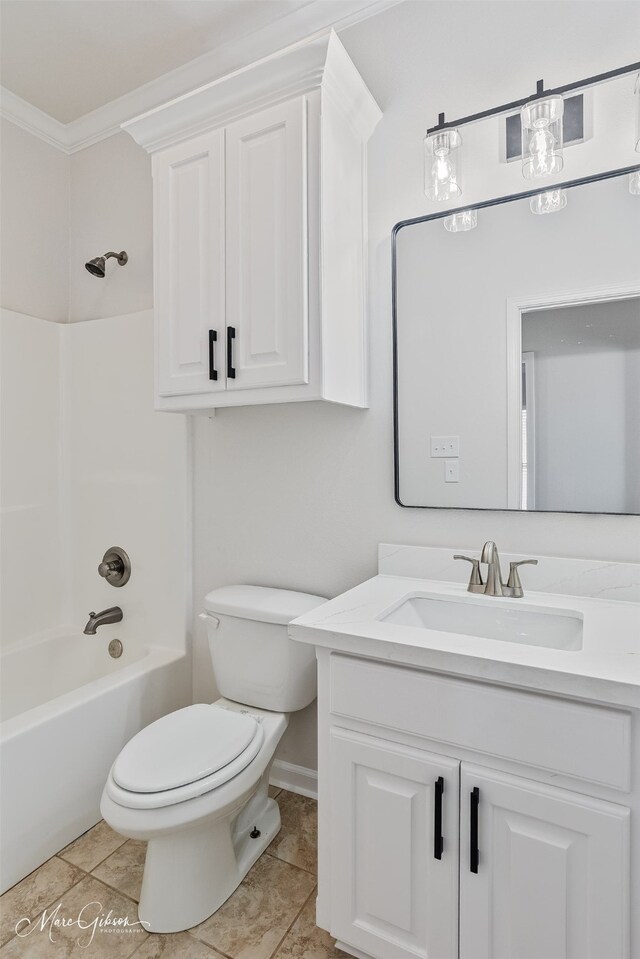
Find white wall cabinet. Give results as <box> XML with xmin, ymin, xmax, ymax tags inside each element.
<box><xmin>318</xmin><ymin>653</ymin><xmax>631</xmax><ymax>959</ymax></box>
<box><xmin>124</xmin><ymin>32</ymin><xmax>381</xmax><ymax>412</ymax></box>
<box><xmin>154</xmin><ymin>130</ymin><xmax>226</xmax><ymax>398</ymax></box>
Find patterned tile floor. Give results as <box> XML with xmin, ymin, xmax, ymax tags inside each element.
<box><xmin>0</xmin><ymin>790</ymin><xmax>344</xmax><ymax>959</ymax></box>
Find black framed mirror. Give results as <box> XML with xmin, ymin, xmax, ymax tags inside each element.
<box><xmin>392</xmin><ymin>166</ymin><xmax>640</xmax><ymax>513</ymax></box>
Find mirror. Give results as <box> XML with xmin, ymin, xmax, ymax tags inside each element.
<box><xmin>393</xmin><ymin>169</ymin><xmax>640</xmax><ymax>512</ymax></box>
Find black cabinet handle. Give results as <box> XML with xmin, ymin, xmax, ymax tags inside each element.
<box><xmin>208</xmin><ymin>330</ymin><xmax>218</xmax><ymax>381</ymax></box>
<box><xmin>227</xmin><ymin>326</ymin><xmax>236</xmax><ymax>379</ymax></box>
<box><xmin>470</xmin><ymin>787</ymin><xmax>480</xmax><ymax>874</ymax></box>
<box><xmin>434</xmin><ymin>776</ymin><xmax>444</xmax><ymax>860</ymax></box>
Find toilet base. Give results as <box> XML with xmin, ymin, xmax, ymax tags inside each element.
<box><xmin>138</xmin><ymin>784</ymin><xmax>281</xmax><ymax>933</ymax></box>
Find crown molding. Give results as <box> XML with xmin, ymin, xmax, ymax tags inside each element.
<box><xmin>124</xmin><ymin>31</ymin><xmax>381</xmax><ymax>154</ymax></box>
<box><xmin>0</xmin><ymin>0</ymin><xmax>400</xmax><ymax>156</ymax></box>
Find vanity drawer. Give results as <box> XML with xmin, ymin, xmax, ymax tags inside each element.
<box><xmin>329</xmin><ymin>655</ymin><xmax>631</xmax><ymax>791</ymax></box>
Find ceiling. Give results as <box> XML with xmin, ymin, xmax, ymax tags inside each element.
<box><xmin>0</xmin><ymin>0</ymin><xmax>327</xmax><ymax>123</ymax></box>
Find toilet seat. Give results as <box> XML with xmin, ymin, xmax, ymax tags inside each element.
<box><xmin>107</xmin><ymin>705</ymin><xmax>265</xmax><ymax>810</ymax></box>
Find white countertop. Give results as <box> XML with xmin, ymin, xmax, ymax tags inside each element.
<box><xmin>290</xmin><ymin>573</ymin><xmax>640</xmax><ymax>708</ymax></box>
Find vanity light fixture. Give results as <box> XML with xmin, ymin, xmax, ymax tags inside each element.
<box><xmin>424</xmin><ymin>124</ymin><xmax>462</xmax><ymax>201</ymax></box>
<box><xmin>443</xmin><ymin>209</ymin><xmax>477</xmax><ymax>232</ymax></box>
<box><xmin>425</xmin><ymin>61</ymin><xmax>640</xmax><ymax>198</ymax></box>
<box><xmin>530</xmin><ymin>189</ymin><xmax>567</xmax><ymax>214</ymax></box>
<box><xmin>521</xmin><ymin>87</ymin><xmax>564</xmax><ymax>179</ymax></box>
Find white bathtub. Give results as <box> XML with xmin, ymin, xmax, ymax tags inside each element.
<box><xmin>0</xmin><ymin>630</ymin><xmax>189</xmax><ymax>893</ymax></box>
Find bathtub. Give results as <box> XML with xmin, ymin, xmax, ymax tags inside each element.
<box><xmin>0</xmin><ymin>630</ymin><xmax>189</xmax><ymax>893</ymax></box>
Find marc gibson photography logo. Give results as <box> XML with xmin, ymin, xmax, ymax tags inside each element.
<box><xmin>15</xmin><ymin>900</ymin><xmax>150</xmax><ymax>948</ymax></box>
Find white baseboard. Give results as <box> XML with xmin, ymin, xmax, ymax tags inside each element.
<box><xmin>269</xmin><ymin>759</ymin><xmax>318</xmax><ymax>800</ymax></box>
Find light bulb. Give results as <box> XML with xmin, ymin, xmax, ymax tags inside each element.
<box><xmin>423</xmin><ymin>128</ymin><xmax>462</xmax><ymax>201</ymax></box>
<box><xmin>521</xmin><ymin>95</ymin><xmax>564</xmax><ymax>179</ymax></box>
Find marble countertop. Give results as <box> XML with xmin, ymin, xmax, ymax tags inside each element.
<box><xmin>290</xmin><ymin>573</ymin><xmax>640</xmax><ymax>709</ymax></box>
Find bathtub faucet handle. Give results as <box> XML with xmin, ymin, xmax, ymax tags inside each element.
<box><xmin>97</xmin><ymin>547</ymin><xmax>131</xmax><ymax>587</ymax></box>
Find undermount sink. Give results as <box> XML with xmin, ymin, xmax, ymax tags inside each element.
<box><xmin>379</xmin><ymin>592</ymin><xmax>584</xmax><ymax>651</ymax></box>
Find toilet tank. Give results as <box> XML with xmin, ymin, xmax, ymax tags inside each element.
<box><xmin>202</xmin><ymin>586</ymin><xmax>326</xmax><ymax>712</ymax></box>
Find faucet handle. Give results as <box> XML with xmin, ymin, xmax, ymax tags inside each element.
<box><xmin>506</xmin><ymin>559</ymin><xmax>538</xmax><ymax>596</ymax></box>
<box><xmin>453</xmin><ymin>555</ymin><xmax>484</xmax><ymax>592</ymax></box>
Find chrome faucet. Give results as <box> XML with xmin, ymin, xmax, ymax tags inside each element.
<box><xmin>454</xmin><ymin>542</ymin><xmax>538</xmax><ymax>598</ymax></box>
<box><xmin>83</xmin><ymin>606</ymin><xmax>123</xmax><ymax>635</ymax></box>
<box><xmin>480</xmin><ymin>540</ymin><xmax>504</xmax><ymax>596</ymax></box>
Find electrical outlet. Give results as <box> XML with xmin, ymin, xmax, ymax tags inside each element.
<box><xmin>431</xmin><ymin>435</ymin><xmax>459</xmax><ymax>458</ymax></box>
<box><xmin>445</xmin><ymin>459</ymin><xmax>460</xmax><ymax>483</ymax></box>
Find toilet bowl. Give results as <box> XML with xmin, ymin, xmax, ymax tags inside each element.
<box><xmin>101</xmin><ymin>586</ymin><xmax>325</xmax><ymax>933</ymax></box>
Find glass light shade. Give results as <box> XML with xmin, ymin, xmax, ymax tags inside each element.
<box><xmin>443</xmin><ymin>209</ymin><xmax>477</xmax><ymax>232</ymax></box>
<box><xmin>424</xmin><ymin>129</ymin><xmax>462</xmax><ymax>201</ymax></box>
<box><xmin>630</xmin><ymin>171</ymin><xmax>640</xmax><ymax>195</ymax></box>
<box><xmin>521</xmin><ymin>95</ymin><xmax>564</xmax><ymax>179</ymax></box>
<box><xmin>530</xmin><ymin>189</ymin><xmax>567</xmax><ymax>215</ymax></box>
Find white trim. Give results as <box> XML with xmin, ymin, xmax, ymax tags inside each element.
<box><xmin>0</xmin><ymin>0</ymin><xmax>399</xmax><ymax>155</ymax></box>
<box><xmin>270</xmin><ymin>759</ymin><xmax>318</xmax><ymax>800</ymax></box>
<box><xmin>0</xmin><ymin>88</ymin><xmax>71</xmax><ymax>153</ymax></box>
<box><xmin>123</xmin><ymin>31</ymin><xmax>381</xmax><ymax>155</ymax></box>
<box><xmin>506</xmin><ymin>283</ymin><xmax>640</xmax><ymax>509</ymax></box>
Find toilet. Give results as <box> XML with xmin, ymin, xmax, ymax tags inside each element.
<box><xmin>100</xmin><ymin>585</ymin><xmax>325</xmax><ymax>933</ymax></box>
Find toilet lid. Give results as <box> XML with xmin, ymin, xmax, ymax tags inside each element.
<box><xmin>112</xmin><ymin>704</ymin><xmax>259</xmax><ymax>793</ymax></box>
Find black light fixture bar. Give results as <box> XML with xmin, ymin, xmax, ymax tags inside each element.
<box><xmin>426</xmin><ymin>61</ymin><xmax>640</xmax><ymax>134</ymax></box>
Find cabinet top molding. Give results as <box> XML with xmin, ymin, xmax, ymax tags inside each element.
<box><xmin>122</xmin><ymin>30</ymin><xmax>382</xmax><ymax>154</ymax></box>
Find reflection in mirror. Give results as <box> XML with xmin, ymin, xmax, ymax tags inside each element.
<box><xmin>393</xmin><ymin>170</ymin><xmax>640</xmax><ymax>513</ymax></box>
<box><xmin>519</xmin><ymin>298</ymin><xmax>640</xmax><ymax>513</ymax></box>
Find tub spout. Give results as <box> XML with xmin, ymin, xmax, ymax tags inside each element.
<box><xmin>84</xmin><ymin>606</ymin><xmax>123</xmax><ymax>635</ymax></box>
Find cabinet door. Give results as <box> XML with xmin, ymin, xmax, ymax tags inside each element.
<box><xmin>154</xmin><ymin>130</ymin><xmax>225</xmax><ymax>396</ymax></box>
<box><xmin>225</xmin><ymin>98</ymin><xmax>308</xmax><ymax>390</ymax></box>
<box><xmin>460</xmin><ymin>764</ymin><xmax>630</xmax><ymax>959</ymax></box>
<box><xmin>330</xmin><ymin>728</ymin><xmax>459</xmax><ymax>959</ymax></box>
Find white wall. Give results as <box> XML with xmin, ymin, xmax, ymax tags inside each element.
<box><xmin>8</xmin><ymin>2</ymin><xmax>638</xmax><ymax>768</ymax></box>
<box><xmin>191</xmin><ymin>1</ymin><xmax>640</xmax><ymax>768</ymax></box>
<box><xmin>0</xmin><ymin>119</ymin><xmax>69</xmax><ymax>322</ymax></box>
<box><xmin>68</xmin><ymin>133</ymin><xmax>153</xmax><ymax>323</ymax></box>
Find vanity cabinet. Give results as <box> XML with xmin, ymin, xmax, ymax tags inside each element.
<box><xmin>319</xmin><ymin>654</ymin><xmax>631</xmax><ymax>959</ymax></box>
<box><xmin>124</xmin><ymin>32</ymin><xmax>381</xmax><ymax>413</ymax></box>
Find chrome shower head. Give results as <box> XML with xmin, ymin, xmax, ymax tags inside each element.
<box><xmin>85</xmin><ymin>251</ymin><xmax>128</xmax><ymax>278</ymax></box>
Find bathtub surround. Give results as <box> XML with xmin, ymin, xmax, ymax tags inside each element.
<box><xmin>0</xmin><ymin>309</ymin><xmax>189</xmax><ymax>892</ymax></box>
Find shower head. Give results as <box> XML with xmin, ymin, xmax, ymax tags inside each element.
<box><xmin>85</xmin><ymin>251</ymin><xmax>128</xmax><ymax>278</ymax></box>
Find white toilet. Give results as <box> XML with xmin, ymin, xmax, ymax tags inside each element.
<box><xmin>100</xmin><ymin>585</ymin><xmax>325</xmax><ymax>933</ymax></box>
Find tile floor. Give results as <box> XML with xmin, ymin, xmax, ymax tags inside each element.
<box><xmin>0</xmin><ymin>789</ymin><xmax>343</xmax><ymax>959</ymax></box>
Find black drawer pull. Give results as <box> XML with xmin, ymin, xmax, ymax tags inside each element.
<box><xmin>470</xmin><ymin>787</ymin><xmax>480</xmax><ymax>874</ymax></box>
<box><xmin>227</xmin><ymin>326</ymin><xmax>236</xmax><ymax>379</ymax></box>
<box><xmin>434</xmin><ymin>776</ymin><xmax>444</xmax><ymax>860</ymax></box>
<box><xmin>208</xmin><ymin>330</ymin><xmax>217</xmax><ymax>381</ymax></box>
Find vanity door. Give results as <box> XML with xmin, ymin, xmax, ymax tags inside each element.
<box><xmin>329</xmin><ymin>728</ymin><xmax>459</xmax><ymax>959</ymax></box>
<box><xmin>459</xmin><ymin>764</ymin><xmax>630</xmax><ymax>959</ymax></box>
